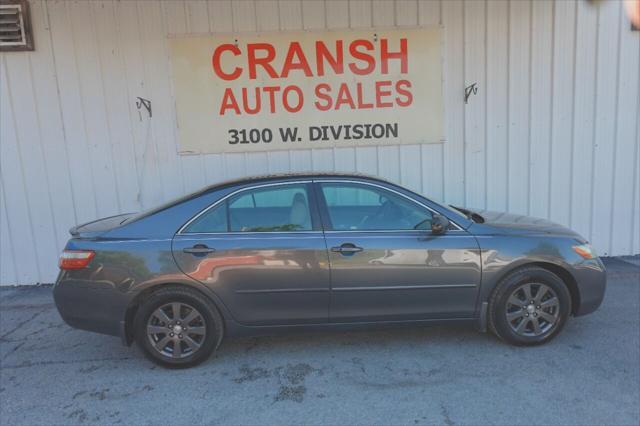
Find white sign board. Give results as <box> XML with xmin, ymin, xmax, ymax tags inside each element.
<box><xmin>169</xmin><ymin>28</ymin><xmax>443</xmax><ymax>154</ymax></box>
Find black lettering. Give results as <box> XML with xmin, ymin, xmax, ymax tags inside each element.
<box><xmin>352</xmin><ymin>124</ymin><xmax>364</xmax><ymax>139</ymax></box>
<box><xmin>386</xmin><ymin>122</ymin><xmax>398</xmax><ymax>138</ymax></box>
<box><xmin>321</xmin><ymin>126</ymin><xmax>330</xmax><ymax>141</ymax></box>
<box><xmin>372</xmin><ymin>124</ymin><xmax>385</xmax><ymax>138</ymax></box>
<box><xmin>279</xmin><ymin>127</ymin><xmax>299</xmax><ymax>142</ymax></box>
<box><xmin>330</xmin><ymin>125</ymin><xmax>342</xmax><ymax>140</ymax></box>
<box><xmin>364</xmin><ymin>124</ymin><xmax>372</xmax><ymax>139</ymax></box>
<box><xmin>309</xmin><ymin>126</ymin><xmax>322</xmax><ymax>141</ymax></box>
<box><xmin>344</xmin><ymin>125</ymin><xmax>352</xmax><ymax>140</ymax></box>
<box><xmin>228</xmin><ymin>129</ymin><xmax>239</xmax><ymax>144</ymax></box>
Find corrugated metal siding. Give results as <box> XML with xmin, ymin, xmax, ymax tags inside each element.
<box><xmin>0</xmin><ymin>0</ymin><xmax>638</xmax><ymax>285</ymax></box>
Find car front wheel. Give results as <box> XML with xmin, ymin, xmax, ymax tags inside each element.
<box><xmin>133</xmin><ymin>286</ymin><xmax>223</xmax><ymax>368</ymax></box>
<box><xmin>489</xmin><ymin>266</ymin><xmax>572</xmax><ymax>346</ymax></box>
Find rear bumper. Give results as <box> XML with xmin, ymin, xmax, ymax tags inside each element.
<box><xmin>573</xmin><ymin>258</ymin><xmax>607</xmax><ymax>316</ymax></box>
<box><xmin>53</xmin><ymin>271</ymin><xmax>130</xmax><ymax>339</ymax></box>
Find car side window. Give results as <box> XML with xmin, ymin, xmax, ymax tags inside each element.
<box><xmin>183</xmin><ymin>201</ymin><xmax>228</xmax><ymax>233</ymax></box>
<box><xmin>184</xmin><ymin>184</ymin><xmax>313</xmax><ymax>233</ymax></box>
<box><xmin>320</xmin><ymin>183</ymin><xmax>432</xmax><ymax>231</ymax></box>
<box><xmin>228</xmin><ymin>184</ymin><xmax>312</xmax><ymax>232</ymax></box>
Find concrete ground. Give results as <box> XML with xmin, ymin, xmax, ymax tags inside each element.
<box><xmin>1</xmin><ymin>257</ymin><xmax>638</xmax><ymax>426</ymax></box>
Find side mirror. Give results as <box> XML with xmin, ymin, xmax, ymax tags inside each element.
<box><xmin>431</xmin><ymin>214</ymin><xmax>450</xmax><ymax>235</ymax></box>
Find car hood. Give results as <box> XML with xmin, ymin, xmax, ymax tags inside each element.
<box><xmin>464</xmin><ymin>208</ymin><xmax>584</xmax><ymax>239</ymax></box>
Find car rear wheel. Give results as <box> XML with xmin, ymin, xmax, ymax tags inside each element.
<box><xmin>133</xmin><ymin>286</ymin><xmax>223</xmax><ymax>368</ymax></box>
<box><xmin>488</xmin><ymin>266</ymin><xmax>572</xmax><ymax>346</ymax></box>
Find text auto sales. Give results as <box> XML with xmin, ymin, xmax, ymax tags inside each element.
<box><xmin>212</xmin><ymin>38</ymin><xmax>409</xmax><ymax>144</ymax></box>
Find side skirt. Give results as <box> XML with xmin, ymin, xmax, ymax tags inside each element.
<box><xmin>224</xmin><ymin>317</ymin><xmax>478</xmax><ymax>338</ymax></box>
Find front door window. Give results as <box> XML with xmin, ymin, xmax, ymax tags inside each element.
<box><xmin>320</xmin><ymin>183</ymin><xmax>432</xmax><ymax>231</ymax></box>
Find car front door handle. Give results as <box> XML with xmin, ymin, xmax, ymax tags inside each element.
<box><xmin>331</xmin><ymin>244</ymin><xmax>363</xmax><ymax>254</ymax></box>
<box><xmin>183</xmin><ymin>244</ymin><xmax>216</xmax><ymax>255</ymax></box>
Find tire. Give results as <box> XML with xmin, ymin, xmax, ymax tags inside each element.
<box><xmin>133</xmin><ymin>286</ymin><xmax>223</xmax><ymax>368</ymax></box>
<box><xmin>488</xmin><ymin>266</ymin><xmax>572</xmax><ymax>346</ymax></box>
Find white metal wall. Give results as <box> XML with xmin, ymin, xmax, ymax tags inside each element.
<box><xmin>1</xmin><ymin>0</ymin><xmax>639</xmax><ymax>285</ymax></box>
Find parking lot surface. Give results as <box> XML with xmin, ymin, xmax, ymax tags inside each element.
<box><xmin>1</xmin><ymin>257</ymin><xmax>638</xmax><ymax>425</ymax></box>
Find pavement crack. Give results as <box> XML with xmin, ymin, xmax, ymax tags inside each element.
<box><xmin>2</xmin><ymin>341</ymin><xmax>25</xmax><ymax>360</ymax></box>
<box><xmin>0</xmin><ymin>309</ymin><xmax>47</xmax><ymax>340</ymax></box>
<box><xmin>440</xmin><ymin>403</ymin><xmax>454</xmax><ymax>426</ymax></box>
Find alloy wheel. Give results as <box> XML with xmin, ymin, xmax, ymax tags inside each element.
<box><xmin>147</xmin><ymin>302</ymin><xmax>206</xmax><ymax>359</ymax></box>
<box><xmin>505</xmin><ymin>283</ymin><xmax>560</xmax><ymax>337</ymax></box>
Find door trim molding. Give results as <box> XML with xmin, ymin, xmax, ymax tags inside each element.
<box><xmin>235</xmin><ymin>287</ymin><xmax>329</xmax><ymax>294</ymax></box>
<box><xmin>332</xmin><ymin>283</ymin><xmax>477</xmax><ymax>291</ymax></box>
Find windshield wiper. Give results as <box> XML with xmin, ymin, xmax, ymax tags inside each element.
<box><xmin>450</xmin><ymin>206</ymin><xmax>485</xmax><ymax>223</ymax></box>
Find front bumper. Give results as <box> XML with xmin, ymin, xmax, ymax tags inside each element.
<box><xmin>573</xmin><ymin>257</ymin><xmax>607</xmax><ymax>316</ymax></box>
<box><xmin>53</xmin><ymin>271</ymin><xmax>130</xmax><ymax>339</ymax></box>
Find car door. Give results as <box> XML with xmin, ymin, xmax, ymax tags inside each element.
<box><xmin>316</xmin><ymin>180</ymin><xmax>481</xmax><ymax>322</ymax></box>
<box><xmin>172</xmin><ymin>181</ymin><xmax>331</xmax><ymax>326</ymax></box>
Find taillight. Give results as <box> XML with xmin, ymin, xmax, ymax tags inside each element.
<box><xmin>59</xmin><ymin>250</ymin><xmax>95</xmax><ymax>270</ymax></box>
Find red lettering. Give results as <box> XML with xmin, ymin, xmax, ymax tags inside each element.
<box><xmin>396</xmin><ymin>80</ymin><xmax>413</xmax><ymax>107</ymax></box>
<box><xmin>314</xmin><ymin>83</ymin><xmax>333</xmax><ymax>111</ymax></box>
<box><xmin>263</xmin><ymin>86</ymin><xmax>281</xmax><ymax>113</ymax></box>
<box><xmin>335</xmin><ymin>83</ymin><xmax>356</xmax><ymax>110</ymax></box>
<box><xmin>212</xmin><ymin>44</ymin><xmax>242</xmax><ymax>81</ymax></box>
<box><xmin>375</xmin><ymin>81</ymin><xmax>393</xmax><ymax>108</ymax></box>
<box><xmin>242</xmin><ymin>87</ymin><xmax>261</xmax><ymax>115</ymax></box>
<box><xmin>381</xmin><ymin>38</ymin><xmax>408</xmax><ymax>74</ymax></box>
<box><xmin>248</xmin><ymin>43</ymin><xmax>278</xmax><ymax>79</ymax></box>
<box><xmin>219</xmin><ymin>88</ymin><xmax>241</xmax><ymax>115</ymax></box>
<box><xmin>283</xmin><ymin>85</ymin><xmax>304</xmax><ymax>112</ymax></box>
<box><xmin>282</xmin><ymin>42</ymin><xmax>313</xmax><ymax>78</ymax></box>
<box><xmin>315</xmin><ymin>41</ymin><xmax>344</xmax><ymax>76</ymax></box>
<box><xmin>356</xmin><ymin>83</ymin><xmax>373</xmax><ymax>109</ymax></box>
<box><xmin>348</xmin><ymin>40</ymin><xmax>376</xmax><ymax>75</ymax></box>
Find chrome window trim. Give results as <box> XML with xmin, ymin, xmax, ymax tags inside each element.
<box><xmin>177</xmin><ymin>178</ymin><xmax>465</xmax><ymax>235</ymax></box>
<box><xmin>176</xmin><ymin>232</ymin><xmax>323</xmax><ymax>238</ymax></box>
<box><xmin>316</xmin><ymin>179</ymin><xmax>465</xmax><ymax>231</ymax></box>
<box><xmin>177</xmin><ymin>180</ymin><xmax>313</xmax><ymax>235</ymax></box>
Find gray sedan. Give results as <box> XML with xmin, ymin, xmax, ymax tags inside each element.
<box><xmin>53</xmin><ymin>173</ymin><xmax>606</xmax><ymax>368</ymax></box>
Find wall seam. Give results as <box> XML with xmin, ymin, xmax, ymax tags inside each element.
<box><xmin>506</xmin><ymin>0</ymin><xmax>511</xmax><ymax>211</ymax></box>
<box><xmin>67</xmin><ymin>1</ymin><xmax>102</xmax><ymax>218</ymax></box>
<box><xmin>607</xmin><ymin>1</ymin><xmax>622</xmax><ymax>255</ymax></box>
<box><xmin>0</xmin><ymin>177</ymin><xmax>19</xmax><ymax>284</ymax></box>
<box><xmin>26</xmin><ymin>38</ymin><xmax>61</xmax><ymax>254</ymax></box>
<box><xmin>91</xmin><ymin>1</ymin><xmax>122</xmax><ymax>214</ymax></box>
<box><xmin>588</xmin><ymin>4</ymin><xmax>600</xmax><ymax>243</ymax></box>
<box><xmin>2</xmin><ymin>57</ymin><xmax>44</xmax><ymax>283</ymax></box>
<box><xmin>43</xmin><ymin>1</ymin><xmax>78</xmax><ymax>225</ymax></box>
<box><xmin>526</xmin><ymin>0</ymin><xmax>533</xmax><ymax>216</ymax></box>
<box><xmin>547</xmin><ymin>0</ymin><xmax>556</xmax><ymax>219</ymax></box>
<box><xmin>568</xmin><ymin>0</ymin><xmax>578</xmax><ymax>227</ymax></box>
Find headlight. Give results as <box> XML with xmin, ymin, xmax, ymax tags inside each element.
<box><xmin>572</xmin><ymin>243</ymin><xmax>597</xmax><ymax>259</ymax></box>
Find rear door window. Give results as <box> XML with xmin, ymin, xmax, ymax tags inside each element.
<box><xmin>228</xmin><ymin>184</ymin><xmax>312</xmax><ymax>232</ymax></box>
<box><xmin>183</xmin><ymin>183</ymin><xmax>314</xmax><ymax>233</ymax></box>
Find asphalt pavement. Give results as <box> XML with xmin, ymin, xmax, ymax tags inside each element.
<box><xmin>1</xmin><ymin>257</ymin><xmax>638</xmax><ymax>425</ymax></box>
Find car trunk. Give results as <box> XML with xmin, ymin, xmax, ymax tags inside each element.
<box><xmin>69</xmin><ymin>213</ymin><xmax>135</xmax><ymax>238</ymax></box>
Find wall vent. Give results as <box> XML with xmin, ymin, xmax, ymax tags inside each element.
<box><xmin>0</xmin><ymin>1</ymin><xmax>34</xmax><ymax>51</ymax></box>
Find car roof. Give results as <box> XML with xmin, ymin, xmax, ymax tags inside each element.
<box><xmin>199</xmin><ymin>172</ymin><xmax>393</xmax><ymax>193</ymax></box>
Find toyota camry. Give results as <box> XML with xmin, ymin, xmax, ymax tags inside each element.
<box><xmin>53</xmin><ymin>173</ymin><xmax>606</xmax><ymax>368</ymax></box>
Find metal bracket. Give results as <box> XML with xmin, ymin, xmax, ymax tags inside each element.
<box><xmin>464</xmin><ymin>83</ymin><xmax>478</xmax><ymax>104</ymax></box>
<box><xmin>135</xmin><ymin>97</ymin><xmax>152</xmax><ymax>118</ymax></box>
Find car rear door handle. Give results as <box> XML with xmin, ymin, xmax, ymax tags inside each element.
<box><xmin>331</xmin><ymin>244</ymin><xmax>363</xmax><ymax>254</ymax></box>
<box><xmin>183</xmin><ymin>244</ymin><xmax>216</xmax><ymax>255</ymax></box>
